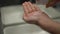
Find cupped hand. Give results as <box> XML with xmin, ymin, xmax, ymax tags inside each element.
<box><xmin>23</xmin><ymin>2</ymin><xmax>51</xmax><ymax>24</ymax></box>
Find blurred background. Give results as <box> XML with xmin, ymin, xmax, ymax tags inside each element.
<box><xmin>0</xmin><ymin>0</ymin><xmax>36</xmax><ymax>7</ymax></box>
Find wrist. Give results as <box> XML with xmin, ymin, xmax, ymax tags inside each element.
<box><xmin>37</xmin><ymin>18</ymin><xmax>54</xmax><ymax>25</ymax></box>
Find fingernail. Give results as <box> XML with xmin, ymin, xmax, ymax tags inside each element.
<box><xmin>22</xmin><ymin>3</ymin><xmax>25</xmax><ymax>6</ymax></box>
<box><xmin>22</xmin><ymin>2</ymin><xmax>25</xmax><ymax>5</ymax></box>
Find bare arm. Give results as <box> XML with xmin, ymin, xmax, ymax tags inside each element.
<box><xmin>37</xmin><ymin>18</ymin><xmax>60</xmax><ymax>34</ymax></box>
<box><xmin>22</xmin><ymin>2</ymin><xmax>60</xmax><ymax>34</ymax></box>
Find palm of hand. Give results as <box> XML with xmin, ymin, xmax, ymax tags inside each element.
<box><xmin>23</xmin><ymin>2</ymin><xmax>50</xmax><ymax>24</ymax></box>
<box><xmin>24</xmin><ymin>11</ymin><xmax>41</xmax><ymax>21</ymax></box>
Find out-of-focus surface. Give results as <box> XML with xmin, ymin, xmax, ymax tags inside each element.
<box><xmin>1</xmin><ymin>5</ymin><xmax>25</xmax><ymax>25</ymax></box>
<box><xmin>4</xmin><ymin>24</ymin><xmax>50</xmax><ymax>34</ymax></box>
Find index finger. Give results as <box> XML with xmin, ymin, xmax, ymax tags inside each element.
<box><xmin>23</xmin><ymin>2</ymin><xmax>29</xmax><ymax>14</ymax></box>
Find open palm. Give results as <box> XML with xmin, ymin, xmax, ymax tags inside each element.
<box><xmin>23</xmin><ymin>2</ymin><xmax>51</xmax><ymax>24</ymax></box>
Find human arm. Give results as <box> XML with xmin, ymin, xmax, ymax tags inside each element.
<box><xmin>37</xmin><ymin>18</ymin><xmax>60</xmax><ymax>34</ymax></box>
<box><xmin>22</xmin><ymin>2</ymin><xmax>60</xmax><ymax>34</ymax></box>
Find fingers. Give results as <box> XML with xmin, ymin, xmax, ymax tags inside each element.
<box><xmin>28</xmin><ymin>2</ymin><xmax>36</xmax><ymax>12</ymax></box>
<box><xmin>23</xmin><ymin>2</ymin><xmax>43</xmax><ymax>13</ymax></box>
<box><xmin>23</xmin><ymin>2</ymin><xmax>29</xmax><ymax>14</ymax></box>
<box><xmin>23</xmin><ymin>2</ymin><xmax>33</xmax><ymax>14</ymax></box>
<box><xmin>23</xmin><ymin>2</ymin><xmax>38</xmax><ymax>14</ymax></box>
<box><xmin>26</xmin><ymin>2</ymin><xmax>33</xmax><ymax>13</ymax></box>
<box><xmin>28</xmin><ymin>2</ymin><xmax>41</xmax><ymax>11</ymax></box>
<box><xmin>33</xmin><ymin>4</ymin><xmax>43</xmax><ymax>13</ymax></box>
<box><xmin>33</xmin><ymin>4</ymin><xmax>40</xmax><ymax>11</ymax></box>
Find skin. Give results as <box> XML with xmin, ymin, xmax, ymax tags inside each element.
<box><xmin>22</xmin><ymin>2</ymin><xmax>60</xmax><ymax>34</ymax></box>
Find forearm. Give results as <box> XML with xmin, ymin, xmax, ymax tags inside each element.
<box><xmin>37</xmin><ymin>19</ymin><xmax>60</xmax><ymax>34</ymax></box>
<box><xmin>23</xmin><ymin>2</ymin><xmax>60</xmax><ymax>34</ymax></box>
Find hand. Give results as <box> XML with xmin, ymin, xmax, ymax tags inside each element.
<box><xmin>23</xmin><ymin>2</ymin><xmax>52</xmax><ymax>24</ymax></box>
<box><xmin>46</xmin><ymin>0</ymin><xmax>60</xmax><ymax>8</ymax></box>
